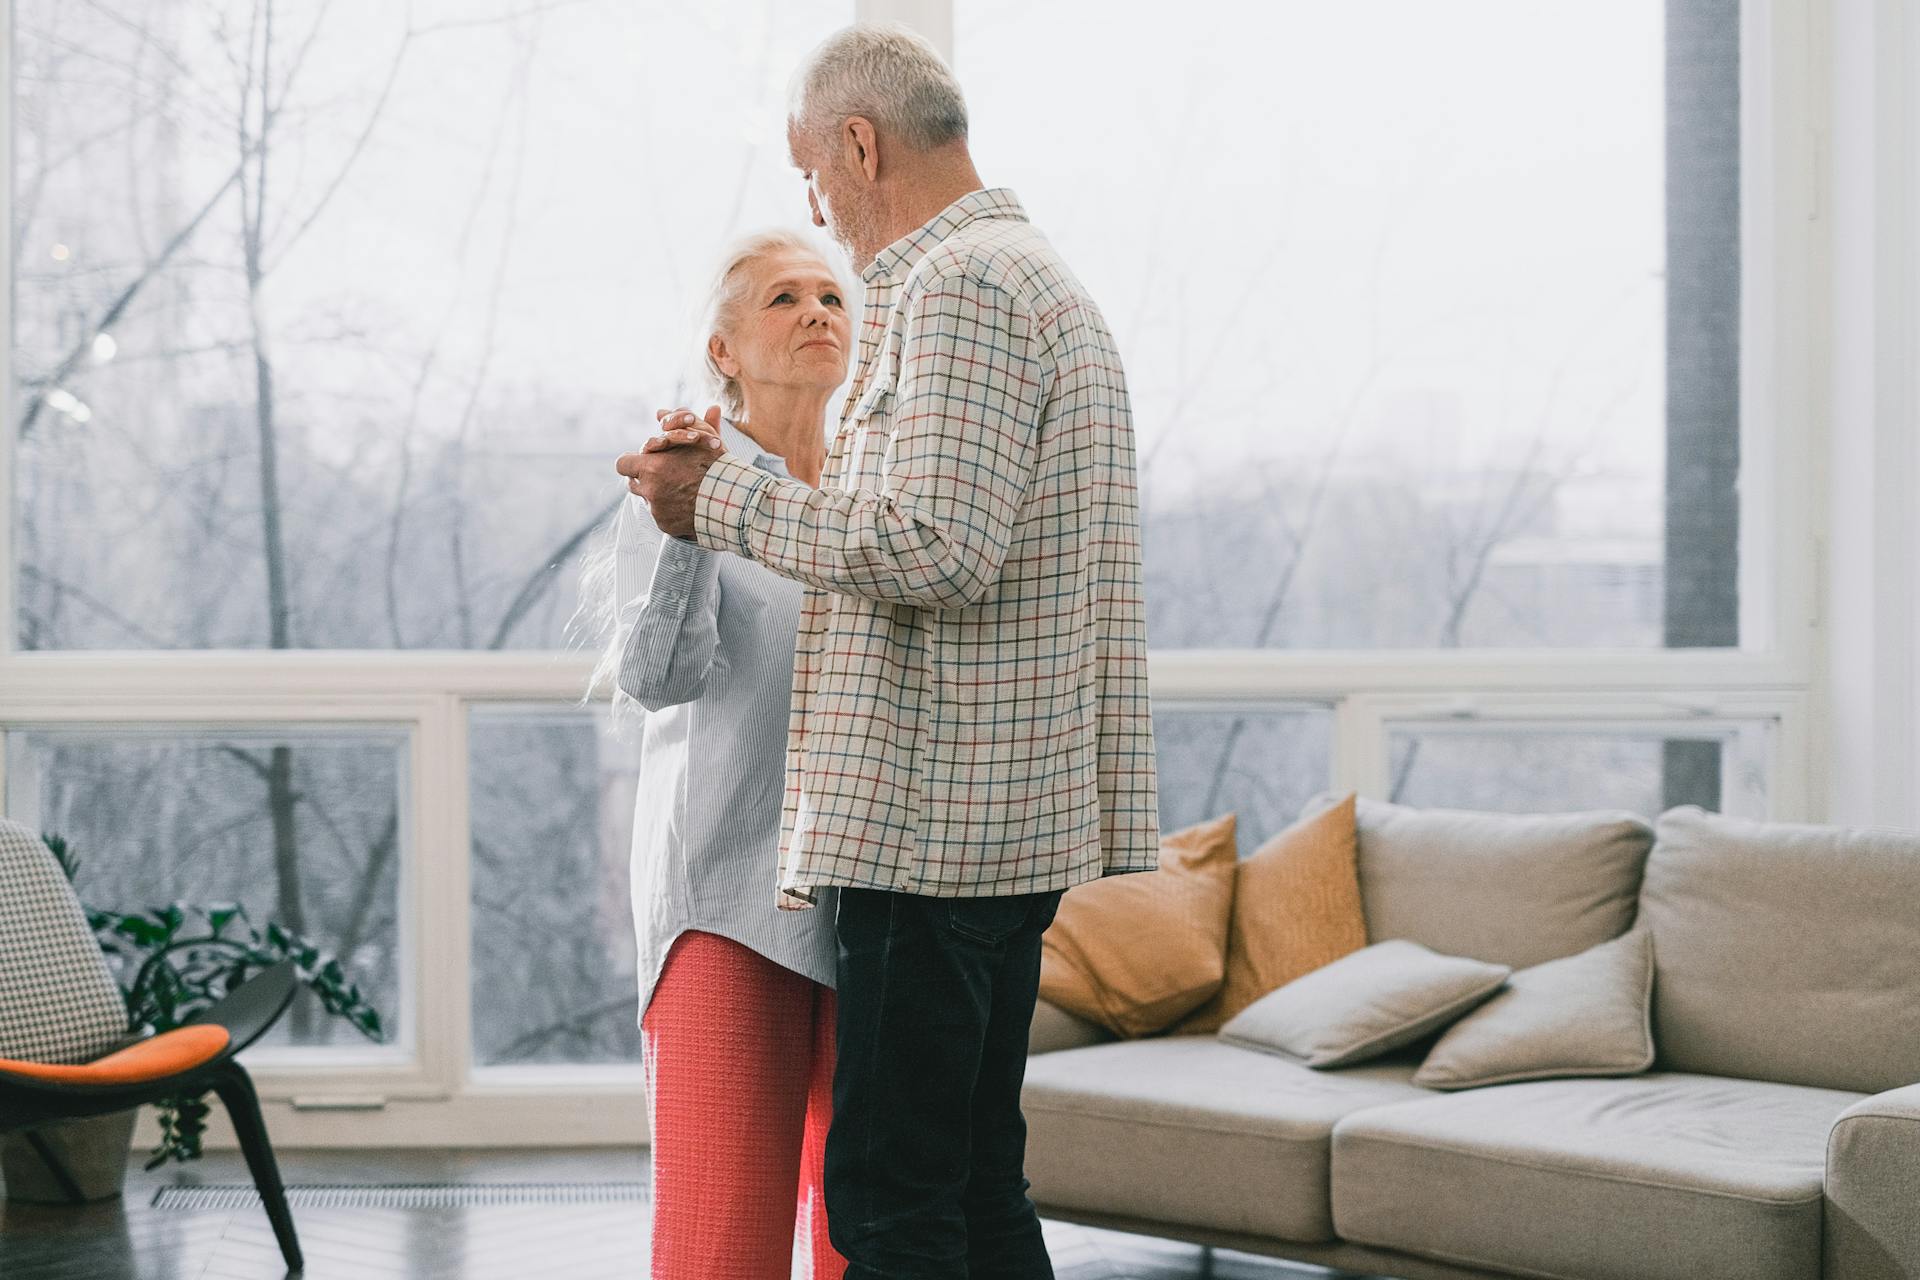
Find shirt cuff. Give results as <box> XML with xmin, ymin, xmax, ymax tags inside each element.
<box><xmin>693</xmin><ymin>452</ymin><xmax>773</xmax><ymax>558</ymax></box>
<box><xmin>643</xmin><ymin>536</ymin><xmax>705</xmax><ymax>612</ymax></box>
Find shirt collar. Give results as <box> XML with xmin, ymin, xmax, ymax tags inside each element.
<box><xmin>863</xmin><ymin>187</ymin><xmax>1028</xmax><ymax>286</ymax></box>
<box><xmin>720</xmin><ymin>417</ymin><xmax>793</xmax><ymax>479</ymax></box>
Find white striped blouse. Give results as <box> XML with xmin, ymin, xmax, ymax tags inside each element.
<box><xmin>617</xmin><ymin>418</ymin><xmax>838</xmax><ymax>1016</ymax></box>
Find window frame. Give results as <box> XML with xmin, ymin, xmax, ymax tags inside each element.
<box><xmin>1357</xmin><ymin>690</ymin><xmax>1808</xmax><ymax>821</ymax></box>
<box><xmin>0</xmin><ymin>0</ymin><xmax>1831</xmax><ymax>1148</ymax></box>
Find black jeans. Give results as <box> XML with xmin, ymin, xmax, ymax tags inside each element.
<box><xmin>825</xmin><ymin>886</ymin><xmax>1064</xmax><ymax>1280</ymax></box>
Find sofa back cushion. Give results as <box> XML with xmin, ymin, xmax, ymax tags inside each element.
<box><xmin>1639</xmin><ymin>806</ymin><xmax>1920</xmax><ymax>1094</ymax></box>
<box><xmin>1309</xmin><ymin>796</ymin><xmax>1654</xmax><ymax>970</ymax></box>
<box><xmin>1174</xmin><ymin>794</ymin><xmax>1368</xmax><ymax>1035</ymax></box>
<box><xmin>0</xmin><ymin>819</ymin><xmax>130</xmax><ymax>1065</ymax></box>
<box><xmin>1038</xmin><ymin>814</ymin><xmax>1237</xmax><ymax>1037</ymax></box>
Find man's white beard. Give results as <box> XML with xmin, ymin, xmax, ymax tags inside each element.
<box><xmin>822</xmin><ymin>192</ymin><xmax>878</xmax><ymax>263</ymax></box>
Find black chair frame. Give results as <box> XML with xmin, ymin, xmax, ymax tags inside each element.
<box><xmin>0</xmin><ymin>961</ymin><xmax>304</xmax><ymax>1273</ymax></box>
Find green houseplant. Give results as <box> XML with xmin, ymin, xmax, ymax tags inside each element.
<box><xmin>43</xmin><ymin>833</ymin><xmax>386</xmax><ymax>1169</ymax></box>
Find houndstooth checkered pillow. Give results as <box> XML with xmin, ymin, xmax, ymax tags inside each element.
<box><xmin>0</xmin><ymin>819</ymin><xmax>129</xmax><ymax>1064</ymax></box>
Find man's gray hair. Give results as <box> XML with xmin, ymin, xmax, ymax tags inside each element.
<box><xmin>790</xmin><ymin>23</ymin><xmax>968</xmax><ymax>152</ymax></box>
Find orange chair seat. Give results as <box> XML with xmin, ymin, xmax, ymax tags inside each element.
<box><xmin>0</xmin><ymin>1025</ymin><xmax>231</xmax><ymax>1086</ymax></box>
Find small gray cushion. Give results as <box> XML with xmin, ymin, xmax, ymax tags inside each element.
<box><xmin>1414</xmin><ymin>929</ymin><xmax>1656</xmax><ymax>1090</ymax></box>
<box><xmin>1220</xmin><ymin>940</ymin><xmax>1509</xmax><ymax>1069</ymax></box>
<box><xmin>1307</xmin><ymin>795</ymin><xmax>1653</xmax><ymax>969</ymax></box>
<box><xmin>1640</xmin><ymin>806</ymin><xmax>1920</xmax><ymax>1094</ymax></box>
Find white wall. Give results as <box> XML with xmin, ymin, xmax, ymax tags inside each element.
<box><xmin>1824</xmin><ymin>0</ymin><xmax>1920</xmax><ymax>828</ymax></box>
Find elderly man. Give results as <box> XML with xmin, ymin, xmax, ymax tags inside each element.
<box><xmin>620</xmin><ymin>22</ymin><xmax>1159</xmax><ymax>1279</ymax></box>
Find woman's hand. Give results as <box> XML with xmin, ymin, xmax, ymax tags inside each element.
<box><xmin>643</xmin><ymin>404</ymin><xmax>725</xmax><ymax>453</ymax></box>
<box><xmin>617</xmin><ymin>405</ymin><xmax>729</xmax><ymax>539</ymax></box>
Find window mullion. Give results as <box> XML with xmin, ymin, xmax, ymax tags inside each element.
<box><xmin>1</xmin><ymin>0</ymin><xmax>15</xmax><ymax>663</ymax></box>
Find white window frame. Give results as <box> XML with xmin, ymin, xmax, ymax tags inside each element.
<box><xmin>1348</xmin><ymin>691</ymin><xmax>1809</xmax><ymax>821</ymax></box>
<box><xmin>0</xmin><ymin>0</ymin><xmax>1838</xmax><ymax>1148</ymax></box>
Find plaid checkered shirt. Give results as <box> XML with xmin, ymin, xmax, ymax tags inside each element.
<box><xmin>692</xmin><ymin>188</ymin><xmax>1160</xmax><ymax>907</ymax></box>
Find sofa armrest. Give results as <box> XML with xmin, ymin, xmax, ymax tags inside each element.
<box><xmin>1825</xmin><ymin>1082</ymin><xmax>1920</xmax><ymax>1280</ymax></box>
<box><xmin>1028</xmin><ymin>999</ymin><xmax>1114</xmax><ymax>1056</ymax></box>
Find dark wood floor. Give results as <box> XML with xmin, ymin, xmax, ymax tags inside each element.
<box><xmin>0</xmin><ymin>1147</ymin><xmax>1378</xmax><ymax>1279</ymax></box>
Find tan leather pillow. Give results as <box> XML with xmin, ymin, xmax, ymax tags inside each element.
<box><xmin>1176</xmin><ymin>794</ymin><xmax>1368</xmax><ymax>1035</ymax></box>
<box><xmin>1039</xmin><ymin>814</ymin><xmax>1237</xmax><ymax>1037</ymax></box>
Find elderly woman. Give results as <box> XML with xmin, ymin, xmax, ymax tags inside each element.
<box><xmin>584</xmin><ymin>229</ymin><xmax>852</xmax><ymax>1279</ymax></box>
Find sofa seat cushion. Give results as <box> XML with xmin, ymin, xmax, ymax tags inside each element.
<box><xmin>1022</xmin><ymin>1037</ymin><xmax>1431</xmax><ymax>1242</ymax></box>
<box><xmin>1332</xmin><ymin>1073</ymin><xmax>1863</xmax><ymax>1280</ymax></box>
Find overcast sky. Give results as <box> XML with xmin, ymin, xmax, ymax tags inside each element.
<box><xmin>45</xmin><ymin>0</ymin><xmax>1666</xmax><ymax>534</ymax></box>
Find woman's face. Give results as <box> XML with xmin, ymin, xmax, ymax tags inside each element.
<box><xmin>712</xmin><ymin>250</ymin><xmax>852</xmax><ymax>396</ymax></box>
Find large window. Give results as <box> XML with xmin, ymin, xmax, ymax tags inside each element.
<box><xmin>1386</xmin><ymin>725</ymin><xmax>1772</xmax><ymax>818</ymax></box>
<box><xmin>14</xmin><ymin>0</ymin><xmax>845</xmax><ymax>652</ymax></box>
<box><xmin>1153</xmin><ymin>706</ymin><xmax>1332</xmax><ymax>850</ymax></box>
<box><xmin>958</xmin><ymin>0</ymin><xmax>1741</xmax><ymax>654</ymax></box>
<box><xmin>5</xmin><ymin>725</ymin><xmax>408</xmax><ymax>1053</ymax></box>
<box><xmin>5</xmin><ymin>0</ymin><xmax>856</xmax><ymax>1122</ymax></box>
<box><xmin>468</xmin><ymin>706</ymin><xmax>640</xmax><ymax>1070</ymax></box>
<box><xmin>0</xmin><ymin>0</ymin><xmax>1815</xmax><ymax>1143</ymax></box>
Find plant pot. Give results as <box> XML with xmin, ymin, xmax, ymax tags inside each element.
<box><xmin>1</xmin><ymin>1108</ymin><xmax>139</xmax><ymax>1204</ymax></box>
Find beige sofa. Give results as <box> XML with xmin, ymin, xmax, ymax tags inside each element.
<box><xmin>1022</xmin><ymin>802</ymin><xmax>1920</xmax><ymax>1280</ymax></box>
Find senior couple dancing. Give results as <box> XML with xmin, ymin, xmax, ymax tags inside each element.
<box><xmin>595</xmin><ymin>22</ymin><xmax>1160</xmax><ymax>1279</ymax></box>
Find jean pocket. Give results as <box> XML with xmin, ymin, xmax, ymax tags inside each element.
<box><xmin>942</xmin><ymin>895</ymin><xmax>1035</xmax><ymax>947</ymax></box>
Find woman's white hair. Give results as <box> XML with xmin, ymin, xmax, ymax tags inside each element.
<box><xmin>569</xmin><ymin>228</ymin><xmax>849</xmax><ymax>727</ymax></box>
<box><xmin>789</xmin><ymin>22</ymin><xmax>968</xmax><ymax>152</ymax></box>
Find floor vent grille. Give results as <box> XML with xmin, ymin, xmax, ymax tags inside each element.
<box><xmin>152</xmin><ymin>1181</ymin><xmax>650</xmax><ymax>1210</ymax></box>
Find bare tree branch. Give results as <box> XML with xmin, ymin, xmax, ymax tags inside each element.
<box><xmin>332</xmin><ymin>805</ymin><xmax>399</xmax><ymax>968</ymax></box>
<box><xmin>487</xmin><ymin>995</ymin><xmax>634</xmax><ymax>1064</ymax></box>
<box><xmin>16</xmin><ymin>159</ymin><xmax>248</xmax><ymax>439</ymax></box>
<box><xmin>265</xmin><ymin>1</ymin><xmax>407</xmax><ymax>270</ymax></box>
<box><xmin>447</xmin><ymin>29</ymin><xmax>542</xmax><ymax>645</ymax></box>
<box><xmin>486</xmin><ymin>494</ymin><xmax>624</xmax><ymax>650</ymax></box>
<box><xmin>17</xmin><ymin>565</ymin><xmax>175</xmax><ymax>647</ymax></box>
<box><xmin>407</xmin><ymin>0</ymin><xmax>598</xmax><ymax>37</ymax></box>
<box><xmin>215</xmin><ymin>744</ymin><xmax>270</xmax><ymax>782</ymax></box>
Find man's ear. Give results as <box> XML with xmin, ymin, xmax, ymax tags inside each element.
<box><xmin>844</xmin><ymin>116</ymin><xmax>880</xmax><ymax>183</ymax></box>
<box><xmin>709</xmin><ymin>333</ymin><xmax>741</xmax><ymax>379</ymax></box>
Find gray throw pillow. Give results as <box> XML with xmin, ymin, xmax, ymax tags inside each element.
<box><xmin>1414</xmin><ymin>929</ymin><xmax>1656</xmax><ymax>1090</ymax></box>
<box><xmin>1218</xmin><ymin>940</ymin><xmax>1510</xmax><ymax>1069</ymax></box>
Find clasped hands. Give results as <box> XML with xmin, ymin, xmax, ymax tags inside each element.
<box><xmin>616</xmin><ymin>405</ymin><xmax>728</xmax><ymax>540</ymax></box>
